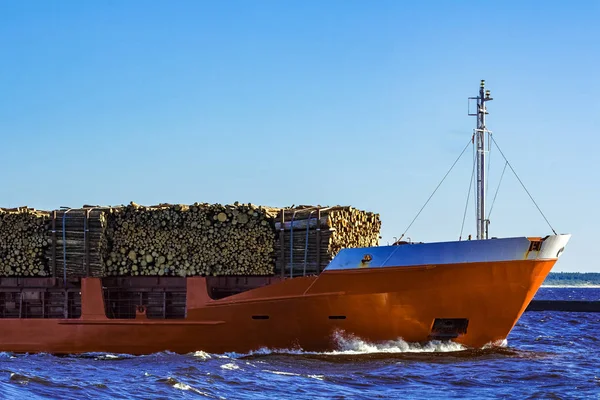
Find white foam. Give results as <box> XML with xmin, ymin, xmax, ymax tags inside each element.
<box><xmin>219</xmin><ymin>331</ymin><xmax>466</xmax><ymax>359</ymax></box>
<box><xmin>99</xmin><ymin>354</ymin><xmax>121</xmax><ymax>359</ymax></box>
<box><xmin>173</xmin><ymin>382</ymin><xmax>193</xmax><ymax>391</ymax></box>
<box><xmin>262</xmin><ymin>369</ymin><xmax>325</xmax><ymax>380</ymax></box>
<box><xmin>330</xmin><ymin>331</ymin><xmax>466</xmax><ymax>354</ymax></box>
<box><xmin>220</xmin><ymin>362</ymin><xmax>240</xmax><ymax>370</ymax></box>
<box><xmin>76</xmin><ymin>352</ymin><xmax>136</xmax><ymax>360</ymax></box>
<box><xmin>164</xmin><ymin>376</ymin><xmax>212</xmax><ymax>396</ymax></box>
<box><xmin>263</xmin><ymin>370</ymin><xmax>302</xmax><ymax>377</ymax></box>
<box><xmin>482</xmin><ymin>339</ymin><xmax>508</xmax><ymax>349</ymax></box>
<box><xmin>172</xmin><ymin>381</ymin><xmax>212</xmax><ymax>396</ymax></box>
<box><xmin>192</xmin><ymin>351</ymin><xmax>212</xmax><ymax>360</ymax></box>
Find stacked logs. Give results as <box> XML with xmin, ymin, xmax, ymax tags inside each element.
<box><xmin>274</xmin><ymin>206</ymin><xmax>381</xmax><ymax>276</ymax></box>
<box><xmin>47</xmin><ymin>208</ymin><xmax>108</xmax><ymax>278</ymax></box>
<box><xmin>102</xmin><ymin>202</ymin><xmax>277</xmax><ymax>277</ymax></box>
<box><xmin>0</xmin><ymin>203</ymin><xmax>382</xmax><ymax>278</ymax></box>
<box><xmin>0</xmin><ymin>207</ymin><xmax>50</xmax><ymax>277</ymax></box>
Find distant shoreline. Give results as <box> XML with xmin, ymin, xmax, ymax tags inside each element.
<box><xmin>541</xmin><ymin>284</ymin><xmax>600</xmax><ymax>288</ymax></box>
<box><xmin>543</xmin><ymin>272</ymin><xmax>600</xmax><ymax>287</ymax></box>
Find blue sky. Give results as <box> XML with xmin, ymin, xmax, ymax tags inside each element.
<box><xmin>1</xmin><ymin>1</ymin><xmax>598</xmax><ymax>271</ymax></box>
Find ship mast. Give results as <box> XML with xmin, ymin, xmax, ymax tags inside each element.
<box><xmin>470</xmin><ymin>80</ymin><xmax>493</xmax><ymax>240</ymax></box>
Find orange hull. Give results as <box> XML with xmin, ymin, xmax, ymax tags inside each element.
<box><xmin>0</xmin><ymin>258</ymin><xmax>554</xmax><ymax>355</ymax></box>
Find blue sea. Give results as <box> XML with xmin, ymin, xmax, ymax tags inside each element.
<box><xmin>0</xmin><ymin>287</ymin><xmax>598</xmax><ymax>399</ymax></box>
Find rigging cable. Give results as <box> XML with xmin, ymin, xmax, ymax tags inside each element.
<box><xmin>396</xmin><ymin>138</ymin><xmax>473</xmax><ymax>242</ymax></box>
<box><xmin>490</xmin><ymin>135</ymin><xmax>557</xmax><ymax>235</ymax></box>
<box><xmin>460</xmin><ymin>137</ymin><xmax>477</xmax><ymax>240</ymax></box>
<box><xmin>488</xmin><ymin>160</ymin><xmax>508</xmax><ymax>219</ymax></box>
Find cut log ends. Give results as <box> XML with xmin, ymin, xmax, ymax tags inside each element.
<box><xmin>0</xmin><ymin>203</ymin><xmax>382</xmax><ymax>278</ymax></box>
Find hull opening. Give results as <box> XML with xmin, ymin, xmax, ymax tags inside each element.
<box><xmin>429</xmin><ymin>318</ymin><xmax>469</xmax><ymax>340</ymax></box>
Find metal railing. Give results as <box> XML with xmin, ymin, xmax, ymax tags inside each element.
<box><xmin>103</xmin><ymin>289</ymin><xmax>186</xmax><ymax>319</ymax></box>
<box><xmin>0</xmin><ymin>290</ymin><xmax>81</xmax><ymax>319</ymax></box>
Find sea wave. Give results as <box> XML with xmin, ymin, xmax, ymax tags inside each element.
<box><xmin>330</xmin><ymin>331</ymin><xmax>467</xmax><ymax>354</ymax></box>
<box><xmin>220</xmin><ymin>362</ymin><xmax>240</xmax><ymax>370</ymax></box>
<box><xmin>72</xmin><ymin>352</ymin><xmax>137</xmax><ymax>360</ymax></box>
<box><xmin>157</xmin><ymin>377</ymin><xmax>217</xmax><ymax>397</ymax></box>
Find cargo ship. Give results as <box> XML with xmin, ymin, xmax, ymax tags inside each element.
<box><xmin>0</xmin><ymin>81</ymin><xmax>569</xmax><ymax>355</ymax></box>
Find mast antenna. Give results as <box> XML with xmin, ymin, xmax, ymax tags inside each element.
<box><xmin>468</xmin><ymin>80</ymin><xmax>493</xmax><ymax>240</ymax></box>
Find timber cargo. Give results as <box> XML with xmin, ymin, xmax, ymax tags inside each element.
<box><xmin>0</xmin><ymin>203</ymin><xmax>381</xmax><ymax>279</ymax></box>
<box><xmin>0</xmin><ymin>208</ymin><xmax>51</xmax><ymax>277</ymax></box>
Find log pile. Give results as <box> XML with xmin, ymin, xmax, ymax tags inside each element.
<box><xmin>47</xmin><ymin>208</ymin><xmax>108</xmax><ymax>278</ymax></box>
<box><xmin>0</xmin><ymin>202</ymin><xmax>382</xmax><ymax>278</ymax></box>
<box><xmin>0</xmin><ymin>207</ymin><xmax>50</xmax><ymax>277</ymax></box>
<box><xmin>102</xmin><ymin>202</ymin><xmax>277</xmax><ymax>277</ymax></box>
<box><xmin>274</xmin><ymin>206</ymin><xmax>381</xmax><ymax>276</ymax></box>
